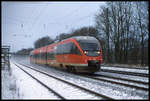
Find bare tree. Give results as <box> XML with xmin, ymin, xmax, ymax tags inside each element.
<box><xmin>95</xmin><ymin>1</ymin><xmax>148</xmax><ymax>65</ymax></box>
<box><xmin>34</xmin><ymin>36</ymin><xmax>54</xmax><ymax>49</ymax></box>
<box><xmin>135</xmin><ymin>2</ymin><xmax>148</xmax><ymax>65</ymax></box>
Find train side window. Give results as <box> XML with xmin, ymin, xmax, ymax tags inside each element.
<box><xmin>41</xmin><ymin>53</ymin><xmax>42</xmax><ymax>59</ymax></box>
<box><xmin>63</xmin><ymin>43</ymin><xmax>72</xmax><ymax>54</ymax></box>
<box><xmin>56</xmin><ymin>45</ymin><xmax>63</xmax><ymax>54</ymax></box>
<box><xmin>48</xmin><ymin>51</ymin><xmax>55</xmax><ymax>60</ymax></box>
<box><xmin>40</xmin><ymin>53</ymin><xmax>42</xmax><ymax>59</ymax></box>
<box><xmin>35</xmin><ymin>54</ymin><xmax>37</xmax><ymax>59</ymax></box>
<box><xmin>38</xmin><ymin>53</ymin><xmax>40</xmax><ymax>59</ymax></box>
<box><xmin>71</xmin><ymin>43</ymin><xmax>81</xmax><ymax>55</ymax></box>
<box><xmin>36</xmin><ymin>54</ymin><xmax>39</xmax><ymax>59</ymax></box>
<box><xmin>34</xmin><ymin>54</ymin><xmax>36</xmax><ymax>59</ymax></box>
<box><xmin>42</xmin><ymin>53</ymin><xmax>44</xmax><ymax>59</ymax></box>
<box><xmin>35</xmin><ymin>54</ymin><xmax>36</xmax><ymax>59</ymax></box>
<box><xmin>41</xmin><ymin>53</ymin><xmax>44</xmax><ymax>59</ymax></box>
<box><xmin>42</xmin><ymin>53</ymin><xmax>43</xmax><ymax>59</ymax></box>
<box><xmin>56</xmin><ymin>42</ymin><xmax>81</xmax><ymax>55</ymax></box>
<box><xmin>44</xmin><ymin>52</ymin><xmax>46</xmax><ymax>60</ymax></box>
<box><xmin>36</xmin><ymin>54</ymin><xmax>38</xmax><ymax>59</ymax></box>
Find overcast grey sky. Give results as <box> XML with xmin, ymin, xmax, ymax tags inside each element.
<box><xmin>2</xmin><ymin>1</ymin><xmax>106</xmax><ymax>52</ymax></box>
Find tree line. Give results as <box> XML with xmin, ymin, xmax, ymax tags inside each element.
<box><xmin>95</xmin><ymin>2</ymin><xmax>148</xmax><ymax>65</ymax></box>
<box><xmin>16</xmin><ymin>1</ymin><xmax>148</xmax><ymax>65</ymax></box>
<box><xmin>15</xmin><ymin>48</ymin><xmax>33</xmax><ymax>55</ymax></box>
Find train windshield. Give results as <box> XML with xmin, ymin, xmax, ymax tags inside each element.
<box><xmin>78</xmin><ymin>40</ymin><xmax>100</xmax><ymax>51</ymax></box>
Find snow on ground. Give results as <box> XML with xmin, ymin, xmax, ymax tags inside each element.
<box><xmin>102</xmin><ymin>64</ymin><xmax>148</xmax><ymax>69</ymax></box>
<box><xmin>50</xmin><ymin>69</ymin><xmax>148</xmax><ymax>99</ymax></box>
<box><xmin>93</xmin><ymin>75</ymin><xmax>148</xmax><ymax>89</ymax></box>
<box><xmin>2</xmin><ymin>69</ymin><xmax>19</xmax><ymax>99</ymax></box>
<box><xmin>3</xmin><ymin>55</ymin><xmax>148</xmax><ymax>99</ymax></box>
<box><xmin>24</xmin><ymin>63</ymin><xmax>149</xmax><ymax>99</ymax></box>
<box><xmin>101</xmin><ymin>66</ymin><xmax>149</xmax><ymax>74</ymax></box>
<box><xmin>16</xmin><ymin>63</ymin><xmax>102</xmax><ymax>99</ymax></box>
<box><xmin>2</xmin><ymin>61</ymin><xmax>59</xmax><ymax>99</ymax></box>
<box><xmin>97</xmin><ymin>71</ymin><xmax>149</xmax><ymax>83</ymax></box>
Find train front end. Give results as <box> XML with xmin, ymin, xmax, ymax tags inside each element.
<box><xmin>74</xmin><ymin>36</ymin><xmax>103</xmax><ymax>73</ymax></box>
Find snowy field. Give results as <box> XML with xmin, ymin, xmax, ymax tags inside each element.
<box><xmin>1</xmin><ymin>55</ymin><xmax>149</xmax><ymax>99</ymax></box>
<box><xmin>102</xmin><ymin>63</ymin><xmax>148</xmax><ymax>69</ymax></box>
<box><xmin>15</xmin><ymin>63</ymin><xmax>103</xmax><ymax>99</ymax></box>
<box><xmin>101</xmin><ymin>66</ymin><xmax>149</xmax><ymax>74</ymax></box>
<box><xmin>2</xmin><ymin>61</ymin><xmax>59</xmax><ymax>99</ymax></box>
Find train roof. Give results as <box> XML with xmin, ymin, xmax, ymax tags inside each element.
<box><xmin>30</xmin><ymin>36</ymin><xmax>98</xmax><ymax>54</ymax></box>
<box><xmin>71</xmin><ymin>36</ymin><xmax>98</xmax><ymax>41</ymax></box>
<box><xmin>58</xmin><ymin>36</ymin><xmax>98</xmax><ymax>43</ymax></box>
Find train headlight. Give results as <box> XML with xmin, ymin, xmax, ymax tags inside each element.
<box><xmin>84</xmin><ymin>51</ymin><xmax>88</xmax><ymax>54</ymax></box>
<box><xmin>96</xmin><ymin>51</ymin><xmax>100</xmax><ymax>54</ymax></box>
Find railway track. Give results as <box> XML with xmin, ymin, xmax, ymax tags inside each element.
<box><xmin>79</xmin><ymin>74</ymin><xmax>149</xmax><ymax>92</ymax></box>
<box><xmin>29</xmin><ymin>63</ymin><xmax>149</xmax><ymax>91</ymax></box>
<box><xmin>14</xmin><ymin>62</ymin><xmax>114</xmax><ymax>100</ymax></box>
<box><xmin>14</xmin><ymin>63</ymin><xmax>65</xmax><ymax>100</ymax></box>
<box><xmin>101</xmin><ymin>69</ymin><xmax>149</xmax><ymax>77</ymax></box>
<box><xmin>30</xmin><ymin>63</ymin><xmax>149</xmax><ymax>92</ymax></box>
<box><xmin>91</xmin><ymin>73</ymin><xmax>149</xmax><ymax>85</ymax></box>
<box><xmin>101</xmin><ymin>65</ymin><xmax>148</xmax><ymax>70</ymax></box>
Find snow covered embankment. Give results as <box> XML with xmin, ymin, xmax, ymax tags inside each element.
<box><xmin>2</xmin><ymin>61</ymin><xmax>58</xmax><ymax>99</ymax></box>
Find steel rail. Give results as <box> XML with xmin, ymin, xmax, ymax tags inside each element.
<box><xmin>101</xmin><ymin>65</ymin><xmax>148</xmax><ymax>70</ymax></box>
<box><xmin>92</xmin><ymin>73</ymin><xmax>149</xmax><ymax>85</ymax></box>
<box><xmin>101</xmin><ymin>69</ymin><xmax>149</xmax><ymax>77</ymax></box>
<box><xmin>81</xmin><ymin>75</ymin><xmax>149</xmax><ymax>92</ymax></box>
<box><xmin>14</xmin><ymin>63</ymin><xmax>66</xmax><ymax>100</ymax></box>
<box><xmin>19</xmin><ymin>63</ymin><xmax>114</xmax><ymax>100</ymax></box>
<box><xmin>32</xmin><ymin>63</ymin><xmax>149</xmax><ymax>90</ymax></box>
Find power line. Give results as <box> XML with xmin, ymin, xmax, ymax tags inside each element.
<box><xmin>25</xmin><ymin>3</ymin><xmax>95</xmax><ymax>36</ymax></box>
<box><xmin>53</xmin><ymin>6</ymin><xmax>82</xmax><ymax>22</ymax></box>
<box><xmin>29</xmin><ymin>3</ymin><xmax>48</xmax><ymax>36</ymax></box>
<box><xmin>46</xmin><ymin>5</ymin><xmax>83</xmax><ymax>25</ymax></box>
<box><xmin>47</xmin><ymin>12</ymin><xmax>94</xmax><ymax>28</ymax></box>
<box><xmin>5</xmin><ymin>3</ymin><xmax>97</xmax><ymax>38</ymax></box>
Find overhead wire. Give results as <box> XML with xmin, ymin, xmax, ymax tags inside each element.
<box><xmin>5</xmin><ymin>3</ymin><xmax>95</xmax><ymax>38</ymax></box>
<box><xmin>45</xmin><ymin>7</ymin><xmax>94</xmax><ymax>31</ymax></box>
<box><xmin>29</xmin><ymin>3</ymin><xmax>48</xmax><ymax>36</ymax></box>
<box><xmin>18</xmin><ymin>3</ymin><xmax>94</xmax><ymax>36</ymax></box>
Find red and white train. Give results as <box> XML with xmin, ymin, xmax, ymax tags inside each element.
<box><xmin>30</xmin><ymin>36</ymin><xmax>103</xmax><ymax>73</ymax></box>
